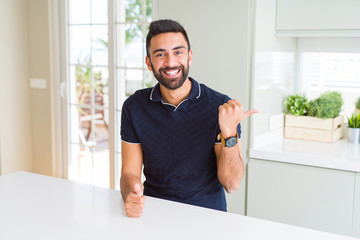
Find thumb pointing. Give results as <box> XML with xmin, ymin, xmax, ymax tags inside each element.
<box><xmin>134</xmin><ymin>184</ymin><xmax>142</xmax><ymax>196</ymax></box>
<box><xmin>244</xmin><ymin>109</ymin><xmax>259</xmax><ymax>118</ymax></box>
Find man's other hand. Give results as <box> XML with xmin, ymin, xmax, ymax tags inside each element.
<box><xmin>124</xmin><ymin>184</ymin><xmax>145</xmax><ymax>218</ymax></box>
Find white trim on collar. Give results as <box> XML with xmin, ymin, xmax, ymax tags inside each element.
<box><xmin>150</xmin><ymin>85</ymin><xmax>156</xmax><ymax>101</ymax></box>
<box><xmin>196</xmin><ymin>81</ymin><xmax>201</xmax><ymax>99</ymax></box>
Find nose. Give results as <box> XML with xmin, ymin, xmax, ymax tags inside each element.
<box><xmin>163</xmin><ymin>54</ymin><xmax>177</xmax><ymax>68</ymax></box>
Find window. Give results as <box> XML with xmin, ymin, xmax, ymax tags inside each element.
<box><xmin>298</xmin><ymin>38</ymin><xmax>360</xmax><ymax>116</ymax></box>
<box><xmin>63</xmin><ymin>0</ymin><xmax>152</xmax><ymax>189</ymax></box>
<box><xmin>301</xmin><ymin>52</ymin><xmax>360</xmax><ymax>89</ymax></box>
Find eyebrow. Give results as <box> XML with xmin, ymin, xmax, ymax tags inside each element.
<box><xmin>152</xmin><ymin>45</ymin><xmax>186</xmax><ymax>55</ymax></box>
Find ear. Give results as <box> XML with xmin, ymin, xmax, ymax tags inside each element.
<box><xmin>188</xmin><ymin>49</ymin><xmax>193</xmax><ymax>66</ymax></box>
<box><xmin>145</xmin><ymin>56</ymin><xmax>153</xmax><ymax>71</ymax></box>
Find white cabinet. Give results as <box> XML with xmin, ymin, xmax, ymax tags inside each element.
<box><xmin>0</xmin><ymin>134</ymin><xmax>2</xmax><ymax>175</ymax></box>
<box><xmin>276</xmin><ymin>0</ymin><xmax>360</xmax><ymax>36</ymax></box>
<box><xmin>354</xmin><ymin>173</ymin><xmax>360</xmax><ymax>238</ymax></box>
<box><xmin>247</xmin><ymin>159</ymin><xmax>357</xmax><ymax>237</ymax></box>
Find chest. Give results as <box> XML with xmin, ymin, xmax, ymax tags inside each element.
<box><xmin>136</xmin><ymin>100</ymin><xmax>219</xmax><ymax>142</ymax></box>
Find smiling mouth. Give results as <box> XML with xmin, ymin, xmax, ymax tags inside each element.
<box><xmin>163</xmin><ymin>69</ymin><xmax>181</xmax><ymax>76</ymax></box>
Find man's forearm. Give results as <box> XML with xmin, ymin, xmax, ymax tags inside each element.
<box><xmin>217</xmin><ymin>144</ymin><xmax>244</xmax><ymax>194</ymax></box>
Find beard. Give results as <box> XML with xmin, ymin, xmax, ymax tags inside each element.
<box><xmin>149</xmin><ymin>59</ymin><xmax>190</xmax><ymax>90</ymax></box>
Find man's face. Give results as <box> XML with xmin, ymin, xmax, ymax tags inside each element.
<box><xmin>146</xmin><ymin>32</ymin><xmax>193</xmax><ymax>90</ymax></box>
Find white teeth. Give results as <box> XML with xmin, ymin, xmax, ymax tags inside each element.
<box><xmin>165</xmin><ymin>69</ymin><xmax>179</xmax><ymax>76</ymax></box>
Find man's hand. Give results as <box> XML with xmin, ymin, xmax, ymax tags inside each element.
<box><xmin>218</xmin><ymin>99</ymin><xmax>258</xmax><ymax>137</ymax></box>
<box><xmin>124</xmin><ymin>184</ymin><xmax>145</xmax><ymax>218</ymax></box>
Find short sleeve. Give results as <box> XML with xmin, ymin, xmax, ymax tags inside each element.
<box><xmin>120</xmin><ymin>98</ymin><xmax>140</xmax><ymax>143</ymax></box>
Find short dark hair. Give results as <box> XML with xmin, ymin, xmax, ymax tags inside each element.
<box><xmin>146</xmin><ymin>19</ymin><xmax>191</xmax><ymax>57</ymax></box>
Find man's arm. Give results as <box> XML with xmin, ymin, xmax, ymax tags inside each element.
<box><xmin>215</xmin><ymin>99</ymin><xmax>258</xmax><ymax>194</ymax></box>
<box><xmin>214</xmin><ymin>140</ymin><xmax>243</xmax><ymax>194</ymax></box>
<box><xmin>120</xmin><ymin>141</ymin><xmax>145</xmax><ymax>218</ymax></box>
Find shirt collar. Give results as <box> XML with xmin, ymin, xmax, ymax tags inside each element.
<box><xmin>149</xmin><ymin>77</ymin><xmax>201</xmax><ymax>102</ymax></box>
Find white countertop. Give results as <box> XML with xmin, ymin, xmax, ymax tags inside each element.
<box><xmin>0</xmin><ymin>171</ymin><xmax>358</xmax><ymax>240</ymax></box>
<box><xmin>250</xmin><ymin>129</ymin><xmax>360</xmax><ymax>172</ymax></box>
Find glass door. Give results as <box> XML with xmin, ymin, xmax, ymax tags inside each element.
<box><xmin>62</xmin><ymin>0</ymin><xmax>152</xmax><ymax>189</ymax></box>
<box><xmin>67</xmin><ymin>0</ymin><xmax>110</xmax><ymax>188</ymax></box>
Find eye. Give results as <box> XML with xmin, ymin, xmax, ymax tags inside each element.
<box><xmin>175</xmin><ymin>50</ymin><xmax>183</xmax><ymax>55</ymax></box>
<box><xmin>156</xmin><ymin>53</ymin><xmax>164</xmax><ymax>57</ymax></box>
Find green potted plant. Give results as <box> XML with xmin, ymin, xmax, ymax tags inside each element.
<box><xmin>355</xmin><ymin>97</ymin><xmax>360</xmax><ymax>115</ymax></box>
<box><xmin>284</xmin><ymin>91</ymin><xmax>344</xmax><ymax>143</ymax></box>
<box><xmin>347</xmin><ymin>113</ymin><xmax>360</xmax><ymax>143</ymax></box>
<box><xmin>285</xmin><ymin>93</ymin><xmax>308</xmax><ymax>116</ymax></box>
<box><xmin>307</xmin><ymin>91</ymin><xmax>343</xmax><ymax>119</ymax></box>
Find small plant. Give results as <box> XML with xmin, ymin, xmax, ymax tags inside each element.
<box><xmin>308</xmin><ymin>91</ymin><xmax>343</xmax><ymax>119</ymax></box>
<box><xmin>347</xmin><ymin>113</ymin><xmax>360</xmax><ymax>128</ymax></box>
<box><xmin>285</xmin><ymin>93</ymin><xmax>308</xmax><ymax>116</ymax></box>
<box><xmin>356</xmin><ymin>97</ymin><xmax>360</xmax><ymax>109</ymax></box>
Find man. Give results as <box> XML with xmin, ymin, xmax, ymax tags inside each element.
<box><xmin>120</xmin><ymin>19</ymin><xmax>258</xmax><ymax>218</ymax></box>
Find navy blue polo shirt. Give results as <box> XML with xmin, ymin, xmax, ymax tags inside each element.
<box><xmin>121</xmin><ymin>77</ymin><xmax>241</xmax><ymax>211</ymax></box>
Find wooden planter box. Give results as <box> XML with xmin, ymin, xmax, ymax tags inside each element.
<box><xmin>284</xmin><ymin>114</ymin><xmax>344</xmax><ymax>143</ymax></box>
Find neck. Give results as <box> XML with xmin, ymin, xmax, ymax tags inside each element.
<box><xmin>160</xmin><ymin>78</ymin><xmax>192</xmax><ymax>106</ymax></box>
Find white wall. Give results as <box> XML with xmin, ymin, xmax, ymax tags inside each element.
<box><xmin>28</xmin><ymin>0</ymin><xmax>54</xmax><ymax>176</ymax></box>
<box><xmin>0</xmin><ymin>0</ymin><xmax>33</xmax><ymax>174</ymax></box>
<box><xmin>0</xmin><ymin>0</ymin><xmax>54</xmax><ymax>176</ymax></box>
<box><xmin>155</xmin><ymin>0</ymin><xmax>253</xmax><ymax>215</ymax></box>
<box><xmin>251</xmin><ymin>0</ymin><xmax>297</xmax><ymax>142</ymax></box>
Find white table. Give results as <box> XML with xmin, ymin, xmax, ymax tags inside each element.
<box><xmin>0</xmin><ymin>171</ymin><xmax>357</xmax><ymax>240</ymax></box>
